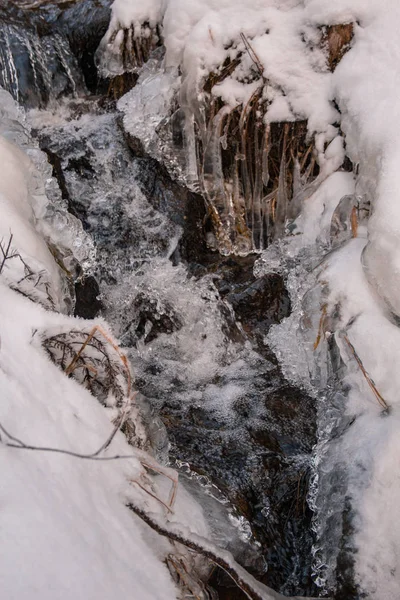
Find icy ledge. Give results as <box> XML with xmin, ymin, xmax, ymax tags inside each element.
<box><xmin>257</xmin><ymin>2</ymin><xmax>400</xmax><ymax>598</ymax></box>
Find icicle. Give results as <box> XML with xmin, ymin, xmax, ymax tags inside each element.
<box><xmin>252</xmin><ymin>119</ymin><xmax>263</xmax><ymax>250</ymax></box>
<box><xmin>274</xmin><ymin>124</ymin><xmax>289</xmax><ymax>240</ymax></box>
<box><xmin>261</xmin><ymin>123</ymin><xmax>270</xmax><ymax>189</ymax></box>
<box><xmin>202</xmin><ymin>105</ymin><xmax>234</xmax><ymax>254</ymax></box>
<box><xmin>260</xmin><ymin>126</ymin><xmax>271</xmax><ymax>246</ymax></box>
<box><xmin>288</xmin><ymin>157</ymin><xmax>303</xmax><ymax>222</ymax></box>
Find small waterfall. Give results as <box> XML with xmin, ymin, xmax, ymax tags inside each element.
<box><xmin>0</xmin><ymin>23</ymin><xmax>86</xmax><ymax>107</ymax></box>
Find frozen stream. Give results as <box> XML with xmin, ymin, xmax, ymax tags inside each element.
<box><xmin>28</xmin><ymin>100</ymin><xmax>317</xmax><ymax>596</ymax></box>
<box><xmin>5</xmin><ymin>1</ymin><xmax>400</xmax><ymax>599</ymax></box>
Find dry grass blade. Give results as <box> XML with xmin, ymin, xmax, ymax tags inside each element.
<box><xmin>130</xmin><ymin>479</ymin><xmax>174</xmax><ymax>514</ymax></box>
<box><xmin>314</xmin><ymin>304</ymin><xmax>328</xmax><ymax>351</ymax></box>
<box><xmin>240</xmin><ymin>33</ymin><xmax>264</xmax><ymax>76</ymax></box>
<box><xmin>343</xmin><ymin>334</ymin><xmax>390</xmax><ymax>411</ymax></box>
<box><xmin>351</xmin><ymin>205</ymin><xmax>358</xmax><ymax>238</ymax></box>
<box><xmin>44</xmin><ymin>325</ymin><xmax>132</xmax><ymax>405</ymax></box>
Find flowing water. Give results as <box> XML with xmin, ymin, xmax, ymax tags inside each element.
<box><xmin>0</xmin><ymin>3</ymin><xmax>331</xmax><ymax>597</ymax></box>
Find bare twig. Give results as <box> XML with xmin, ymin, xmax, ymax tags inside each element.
<box><xmin>130</xmin><ymin>479</ymin><xmax>174</xmax><ymax>514</ymax></box>
<box><xmin>342</xmin><ymin>334</ymin><xmax>390</xmax><ymax>411</ymax></box>
<box><xmin>127</xmin><ymin>504</ymin><xmax>291</xmax><ymax>600</ymax></box>
<box><xmin>0</xmin><ymin>419</ymin><xmax>135</xmax><ymax>461</ymax></box>
<box><xmin>0</xmin><ymin>234</ymin><xmax>14</xmax><ymax>274</ymax></box>
<box><xmin>0</xmin><ymin>418</ymin><xmax>178</xmax><ymax>512</ymax></box>
<box><xmin>240</xmin><ymin>33</ymin><xmax>264</xmax><ymax>77</ymax></box>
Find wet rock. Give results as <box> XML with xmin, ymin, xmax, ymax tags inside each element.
<box><xmin>208</xmin><ymin>566</ymin><xmax>258</xmax><ymax>600</ymax></box>
<box><xmin>0</xmin><ymin>20</ymin><xmax>86</xmax><ymax>107</ymax></box>
<box><xmin>74</xmin><ymin>275</ymin><xmax>102</xmax><ymax>319</ymax></box>
<box><xmin>161</xmin><ymin>373</ymin><xmax>317</xmax><ymax>596</ymax></box>
<box><xmin>186</xmin><ymin>254</ymin><xmax>291</xmax><ymax>352</ymax></box>
<box><xmin>121</xmin><ymin>292</ymin><xmax>183</xmax><ymax>346</ymax></box>
<box><xmin>226</xmin><ymin>274</ymin><xmax>290</xmax><ymax>338</ymax></box>
<box><xmin>0</xmin><ymin>0</ymin><xmax>112</xmax><ymax>99</ymax></box>
<box><xmin>335</xmin><ymin>497</ymin><xmax>359</xmax><ymax>600</ymax></box>
<box><xmin>127</xmin><ymin>153</ymin><xmax>209</xmax><ymax>265</ymax></box>
<box><xmin>55</xmin><ymin>0</ymin><xmax>112</xmax><ymax>93</ymax></box>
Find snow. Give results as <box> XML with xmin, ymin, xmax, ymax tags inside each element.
<box><xmin>257</xmin><ymin>1</ymin><xmax>400</xmax><ymax>589</ymax></box>
<box><xmin>104</xmin><ymin>0</ymin><xmax>339</xmax><ymax>137</ymax></box>
<box><xmin>295</xmin><ymin>171</ymin><xmax>355</xmax><ymax>245</ymax></box>
<box><xmin>0</xmin><ymin>285</ymin><xmax>181</xmax><ymax>600</ymax></box>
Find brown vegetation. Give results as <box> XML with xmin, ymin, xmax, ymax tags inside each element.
<box><xmin>322</xmin><ymin>23</ymin><xmax>354</xmax><ymax>71</ymax></box>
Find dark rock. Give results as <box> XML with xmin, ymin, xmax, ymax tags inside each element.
<box><xmin>74</xmin><ymin>275</ymin><xmax>102</xmax><ymax>319</ymax></box>
<box><xmin>0</xmin><ymin>0</ymin><xmax>112</xmax><ymax>107</ymax></box>
<box><xmin>121</xmin><ymin>292</ymin><xmax>183</xmax><ymax>346</ymax></box>
<box><xmin>160</xmin><ymin>374</ymin><xmax>317</xmax><ymax>596</ymax></box>
<box><xmin>119</xmin><ymin>124</ymin><xmax>209</xmax><ymax>266</ymax></box>
<box><xmin>226</xmin><ymin>273</ymin><xmax>291</xmax><ymax>337</ymax></box>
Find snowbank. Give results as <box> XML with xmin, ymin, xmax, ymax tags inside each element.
<box><xmin>100</xmin><ymin>0</ymin><xmax>338</xmax><ymax>136</ymax></box>
<box><xmin>0</xmin><ymin>91</ymin><xmax>211</xmax><ymax>600</ymax></box>
<box><xmin>0</xmin><ymin>286</ymin><xmax>180</xmax><ymax>600</ymax></box>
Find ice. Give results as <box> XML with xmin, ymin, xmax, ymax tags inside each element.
<box><xmin>0</xmin><ymin>90</ymin><xmax>95</xmax><ymax>313</ymax></box>
<box><xmin>0</xmin><ymin>24</ymin><xmax>85</xmax><ymax>108</ymax></box>
<box><xmin>110</xmin><ymin>0</ymin><xmax>348</xmax><ymax>255</ymax></box>
<box><xmin>117</xmin><ymin>53</ymin><xmax>183</xmax><ymax>180</ymax></box>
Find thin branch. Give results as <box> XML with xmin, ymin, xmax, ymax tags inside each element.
<box><xmin>0</xmin><ymin>419</ymin><xmax>178</xmax><ymax>512</ymax></box>
<box><xmin>240</xmin><ymin>33</ymin><xmax>264</xmax><ymax>77</ymax></box>
<box><xmin>0</xmin><ymin>421</ymin><xmax>26</xmax><ymax>447</ymax></box>
<box><xmin>0</xmin><ymin>419</ymin><xmax>136</xmax><ymax>461</ymax></box>
<box><xmin>342</xmin><ymin>333</ymin><xmax>390</xmax><ymax>411</ymax></box>
<box><xmin>0</xmin><ymin>234</ymin><xmax>13</xmax><ymax>274</ymax></box>
<box><xmin>126</xmin><ymin>504</ymin><xmax>291</xmax><ymax>600</ymax></box>
<box><xmin>130</xmin><ymin>479</ymin><xmax>174</xmax><ymax>514</ymax></box>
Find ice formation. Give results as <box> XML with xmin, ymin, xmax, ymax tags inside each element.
<box><xmin>104</xmin><ymin>0</ymin><xmax>347</xmax><ymax>255</ymax></box>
